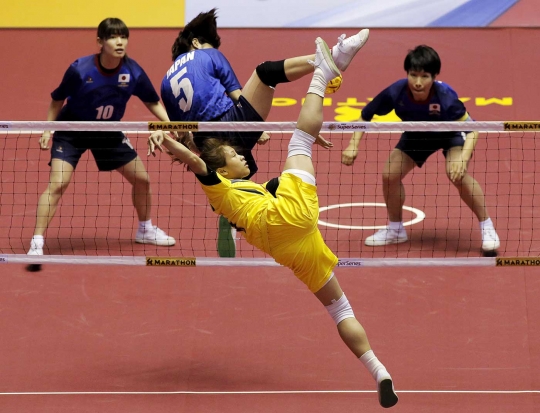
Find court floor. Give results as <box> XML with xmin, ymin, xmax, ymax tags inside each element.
<box><xmin>1</xmin><ymin>26</ymin><xmax>540</xmax><ymax>412</ymax></box>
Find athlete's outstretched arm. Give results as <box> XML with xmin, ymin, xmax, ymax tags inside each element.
<box><xmin>143</xmin><ymin>101</ymin><xmax>171</xmax><ymax>122</ymax></box>
<box><xmin>148</xmin><ymin>131</ymin><xmax>208</xmax><ymax>175</ymax></box>
<box><xmin>342</xmin><ymin>116</ymin><xmax>367</xmax><ymax>166</ymax></box>
<box><xmin>39</xmin><ymin>99</ymin><xmax>64</xmax><ymax>150</ymax></box>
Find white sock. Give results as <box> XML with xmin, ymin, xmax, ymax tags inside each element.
<box><xmin>359</xmin><ymin>350</ymin><xmax>389</xmax><ymax>382</ymax></box>
<box><xmin>388</xmin><ymin>221</ymin><xmax>403</xmax><ymax>231</ymax></box>
<box><xmin>31</xmin><ymin>235</ymin><xmax>44</xmax><ymax>247</ymax></box>
<box><xmin>139</xmin><ymin>219</ymin><xmax>152</xmax><ymax>230</ymax></box>
<box><xmin>479</xmin><ymin>217</ymin><xmax>493</xmax><ymax>230</ymax></box>
<box><xmin>307</xmin><ymin>68</ymin><xmax>327</xmax><ymax>98</ymax></box>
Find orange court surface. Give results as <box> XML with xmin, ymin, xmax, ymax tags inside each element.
<box><xmin>1</xmin><ymin>24</ymin><xmax>540</xmax><ymax>412</ymax></box>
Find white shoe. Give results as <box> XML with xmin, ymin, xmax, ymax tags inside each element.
<box><xmin>481</xmin><ymin>226</ymin><xmax>500</xmax><ymax>252</ymax></box>
<box><xmin>27</xmin><ymin>238</ymin><xmax>44</xmax><ymax>255</ymax></box>
<box><xmin>311</xmin><ymin>37</ymin><xmax>342</xmax><ymax>85</ymax></box>
<box><xmin>332</xmin><ymin>29</ymin><xmax>370</xmax><ymax>72</ymax></box>
<box><xmin>135</xmin><ymin>226</ymin><xmax>176</xmax><ymax>246</ymax></box>
<box><xmin>365</xmin><ymin>227</ymin><xmax>408</xmax><ymax>246</ymax></box>
<box><xmin>377</xmin><ymin>372</ymin><xmax>399</xmax><ymax>408</ymax></box>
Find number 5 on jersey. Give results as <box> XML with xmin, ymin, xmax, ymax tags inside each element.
<box><xmin>170</xmin><ymin>67</ymin><xmax>193</xmax><ymax>113</ymax></box>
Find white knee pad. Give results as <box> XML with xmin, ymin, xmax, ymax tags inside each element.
<box><xmin>325</xmin><ymin>293</ymin><xmax>355</xmax><ymax>325</ymax></box>
<box><xmin>288</xmin><ymin>129</ymin><xmax>315</xmax><ymax>158</ymax></box>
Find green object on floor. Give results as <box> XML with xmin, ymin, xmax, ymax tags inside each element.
<box><xmin>217</xmin><ymin>215</ymin><xmax>236</xmax><ymax>257</ymax></box>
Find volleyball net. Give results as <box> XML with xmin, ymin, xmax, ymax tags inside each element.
<box><xmin>1</xmin><ymin>120</ymin><xmax>539</xmax><ymax>267</ymax></box>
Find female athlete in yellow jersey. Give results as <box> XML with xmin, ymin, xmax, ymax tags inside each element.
<box><xmin>148</xmin><ymin>37</ymin><xmax>398</xmax><ymax>409</ymax></box>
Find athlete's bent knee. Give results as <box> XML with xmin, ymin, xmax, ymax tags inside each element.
<box><xmin>256</xmin><ymin>60</ymin><xmax>289</xmax><ymax>88</ymax></box>
<box><xmin>325</xmin><ymin>293</ymin><xmax>355</xmax><ymax>325</ymax></box>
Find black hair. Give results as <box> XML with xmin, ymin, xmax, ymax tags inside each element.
<box><xmin>198</xmin><ymin>138</ymin><xmax>238</xmax><ymax>171</ymax></box>
<box><xmin>404</xmin><ymin>45</ymin><xmax>441</xmax><ymax>76</ymax></box>
<box><xmin>171</xmin><ymin>8</ymin><xmax>221</xmax><ymax>61</ymax></box>
<box><xmin>97</xmin><ymin>17</ymin><xmax>129</xmax><ymax>40</ymax></box>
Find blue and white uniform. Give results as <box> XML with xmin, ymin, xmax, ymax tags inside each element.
<box><xmin>51</xmin><ymin>54</ymin><xmax>160</xmax><ymax>171</ymax></box>
<box><xmin>161</xmin><ymin>49</ymin><xmax>264</xmax><ymax>177</ymax></box>
<box><xmin>362</xmin><ymin>79</ymin><xmax>471</xmax><ymax>166</ymax></box>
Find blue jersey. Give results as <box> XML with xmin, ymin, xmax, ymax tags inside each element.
<box><xmin>160</xmin><ymin>48</ymin><xmax>242</xmax><ymax>121</ymax></box>
<box><xmin>51</xmin><ymin>54</ymin><xmax>159</xmax><ymax>121</ymax></box>
<box><xmin>361</xmin><ymin>79</ymin><xmax>468</xmax><ymax>122</ymax></box>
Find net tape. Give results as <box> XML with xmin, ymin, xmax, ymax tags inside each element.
<box><xmin>2</xmin><ymin>120</ymin><xmax>540</xmax><ymax>267</ymax></box>
<box><xmin>2</xmin><ymin>120</ymin><xmax>540</xmax><ymax>132</ymax></box>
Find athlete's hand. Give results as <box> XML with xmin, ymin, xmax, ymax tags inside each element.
<box><xmin>341</xmin><ymin>144</ymin><xmax>358</xmax><ymax>166</ymax></box>
<box><xmin>315</xmin><ymin>134</ymin><xmax>333</xmax><ymax>149</ymax></box>
<box><xmin>257</xmin><ymin>132</ymin><xmax>270</xmax><ymax>145</ymax></box>
<box><xmin>148</xmin><ymin>131</ymin><xmax>165</xmax><ymax>156</ymax></box>
<box><xmin>39</xmin><ymin>132</ymin><xmax>52</xmax><ymax>150</ymax></box>
<box><xmin>448</xmin><ymin>153</ymin><xmax>468</xmax><ymax>182</ymax></box>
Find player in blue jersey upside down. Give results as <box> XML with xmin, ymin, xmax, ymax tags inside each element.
<box><xmin>27</xmin><ymin>18</ymin><xmax>175</xmax><ymax>256</ymax></box>
<box><xmin>149</xmin><ymin>37</ymin><xmax>398</xmax><ymax>409</ymax></box>
<box><xmin>161</xmin><ymin>8</ymin><xmax>369</xmax><ymax>256</ymax></box>
<box><xmin>342</xmin><ymin>45</ymin><xmax>500</xmax><ymax>254</ymax></box>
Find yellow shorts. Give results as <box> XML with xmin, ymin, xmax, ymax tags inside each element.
<box><xmin>266</xmin><ymin>173</ymin><xmax>338</xmax><ymax>293</ymax></box>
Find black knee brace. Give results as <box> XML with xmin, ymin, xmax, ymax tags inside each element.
<box><xmin>255</xmin><ymin>60</ymin><xmax>290</xmax><ymax>88</ymax></box>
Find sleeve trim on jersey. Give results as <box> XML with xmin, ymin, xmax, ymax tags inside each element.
<box><xmin>456</xmin><ymin>112</ymin><xmax>470</xmax><ymax>122</ymax></box>
<box><xmin>265</xmin><ymin>177</ymin><xmax>280</xmax><ymax>198</ymax></box>
<box><xmin>195</xmin><ymin>169</ymin><xmax>221</xmax><ymax>186</ymax></box>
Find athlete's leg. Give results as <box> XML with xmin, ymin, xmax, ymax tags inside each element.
<box><xmin>365</xmin><ymin>149</ymin><xmax>415</xmax><ymax>247</ymax></box>
<box><xmin>116</xmin><ymin>156</ymin><xmax>152</xmax><ymax>222</ymax></box>
<box><xmin>117</xmin><ymin>156</ymin><xmax>176</xmax><ymax>246</ymax></box>
<box><xmin>28</xmin><ymin>159</ymin><xmax>75</xmax><ymax>255</ymax></box>
<box><xmin>282</xmin><ymin>38</ymin><xmax>339</xmax><ymax>176</ymax></box>
<box><xmin>281</xmin><ymin>87</ymin><xmax>322</xmax><ymax>175</ymax></box>
<box><xmin>445</xmin><ymin>147</ymin><xmax>488</xmax><ymax>221</ymax></box>
<box><xmin>315</xmin><ymin>275</ymin><xmax>399</xmax><ymax>408</ymax></box>
<box><xmin>241</xmin><ymin>55</ymin><xmax>316</xmax><ymax>121</ymax></box>
<box><xmin>243</xmin><ymin>30</ymin><xmax>368</xmax><ymax>120</ymax></box>
<box><xmin>382</xmin><ymin>149</ymin><xmax>416</xmax><ymax>222</ymax></box>
<box><xmin>33</xmin><ymin>159</ymin><xmax>75</xmax><ymax>236</ymax></box>
<box><xmin>314</xmin><ymin>276</ymin><xmax>370</xmax><ymax>356</ymax></box>
<box><xmin>446</xmin><ymin>147</ymin><xmax>500</xmax><ymax>252</ymax></box>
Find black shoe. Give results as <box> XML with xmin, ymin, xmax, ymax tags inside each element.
<box><xmin>378</xmin><ymin>378</ymin><xmax>398</xmax><ymax>408</ymax></box>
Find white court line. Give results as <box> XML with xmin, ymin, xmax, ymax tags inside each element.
<box><xmin>1</xmin><ymin>390</ymin><xmax>539</xmax><ymax>396</ymax></box>
<box><xmin>318</xmin><ymin>202</ymin><xmax>426</xmax><ymax>230</ymax></box>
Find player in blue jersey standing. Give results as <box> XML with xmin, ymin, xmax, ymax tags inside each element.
<box><xmin>149</xmin><ymin>37</ymin><xmax>398</xmax><ymax>408</ymax></box>
<box><xmin>27</xmin><ymin>18</ymin><xmax>175</xmax><ymax>256</ymax></box>
<box><xmin>341</xmin><ymin>45</ymin><xmax>500</xmax><ymax>254</ymax></box>
<box><xmin>161</xmin><ymin>8</ymin><xmax>369</xmax><ymax>256</ymax></box>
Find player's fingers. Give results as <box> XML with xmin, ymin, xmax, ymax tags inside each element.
<box><xmin>316</xmin><ymin>135</ymin><xmax>332</xmax><ymax>149</ymax></box>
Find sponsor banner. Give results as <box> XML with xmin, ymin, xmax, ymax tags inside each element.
<box><xmin>146</xmin><ymin>257</ymin><xmax>196</xmax><ymax>266</ymax></box>
<box><xmin>1</xmin><ymin>0</ymin><xmax>184</xmax><ymax>28</ymax></box>
<box><xmin>503</xmin><ymin>122</ymin><xmax>540</xmax><ymax>131</ymax></box>
<box><xmin>0</xmin><ymin>255</ymin><xmax>7</xmax><ymax>264</ymax></box>
<box><xmin>0</xmin><ymin>123</ymin><xmax>10</xmax><ymax>129</ymax></box>
<box><xmin>327</xmin><ymin>123</ymin><xmax>369</xmax><ymax>132</ymax></box>
<box><xmin>496</xmin><ymin>257</ymin><xmax>540</xmax><ymax>266</ymax></box>
<box><xmin>337</xmin><ymin>259</ymin><xmax>364</xmax><ymax>267</ymax></box>
<box><xmin>148</xmin><ymin>122</ymin><xmax>199</xmax><ymax>131</ymax></box>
